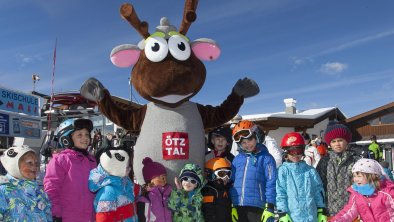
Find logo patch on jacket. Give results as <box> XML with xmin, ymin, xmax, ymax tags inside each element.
<box><xmin>162</xmin><ymin>132</ymin><xmax>189</xmax><ymax>160</ymax></box>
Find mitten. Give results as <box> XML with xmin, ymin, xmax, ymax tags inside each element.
<box><xmin>317</xmin><ymin>208</ymin><xmax>328</xmax><ymax>222</ymax></box>
<box><xmin>232</xmin><ymin>77</ymin><xmax>260</xmax><ymax>98</ymax></box>
<box><xmin>80</xmin><ymin>77</ymin><xmax>106</xmax><ymax>102</ymax></box>
<box><xmin>278</xmin><ymin>212</ymin><xmax>292</xmax><ymax>222</ymax></box>
<box><xmin>261</xmin><ymin>203</ymin><xmax>275</xmax><ymax>222</ymax></box>
<box><xmin>231</xmin><ymin>207</ymin><xmax>238</xmax><ymax>222</ymax></box>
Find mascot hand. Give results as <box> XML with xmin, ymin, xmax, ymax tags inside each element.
<box><xmin>233</xmin><ymin>77</ymin><xmax>260</xmax><ymax>98</ymax></box>
<box><xmin>80</xmin><ymin>77</ymin><xmax>106</xmax><ymax>102</ymax></box>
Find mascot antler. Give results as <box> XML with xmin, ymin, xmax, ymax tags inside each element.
<box><xmin>120</xmin><ymin>3</ymin><xmax>150</xmax><ymax>39</ymax></box>
<box><xmin>179</xmin><ymin>0</ymin><xmax>199</xmax><ymax>35</ymax></box>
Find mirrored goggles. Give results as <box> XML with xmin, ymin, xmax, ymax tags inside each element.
<box><xmin>180</xmin><ymin>177</ymin><xmax>198</xmax><ymax>185</ymax></box>
<box><xmin>214</xmin><ymin>169</ymin><xmax>232</xmax><ymax>179</ymax></box>
<box><xmin>233</xmin><ymin>129</ymin><xmax>254</xmax><ymax>143</ymax></box>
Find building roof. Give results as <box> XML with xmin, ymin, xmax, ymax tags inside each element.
<box><xmin>230</xmin><ymin>107</ymin><xmax>346</xmax><ymax>131</ymax></box>
<box><xmin>346</xmin><ymin>102</ymin><xmax>394</xmax><ymax>126</ymax></box>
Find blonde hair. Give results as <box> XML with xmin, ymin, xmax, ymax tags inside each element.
<box><xmin>354</xmin><ymin>171</ymin><xmax>381</xmax><ymax>191</ymax></box>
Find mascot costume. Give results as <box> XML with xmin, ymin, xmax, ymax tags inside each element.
<box><xmin>80</xmin><ymin>0</ymin><xmax>260</xmax><ymax>185</ymax></box>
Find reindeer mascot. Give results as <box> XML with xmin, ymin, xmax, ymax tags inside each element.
<box><xmin>81</xmin><ymin>0</ymin><xmax>259</xmax><ymax>185</ymax></box>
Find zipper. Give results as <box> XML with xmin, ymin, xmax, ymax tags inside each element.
<box><xmin>259</xmin><ymin>184</ymin><xmax>263</xmax><ymax>201</ymax></box>
<box><xmin>240</xmin><ymin>156</ymin><xmax>249</xmax><ymax>205</ymax></box>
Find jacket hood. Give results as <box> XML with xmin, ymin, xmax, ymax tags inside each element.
<box><xmin>179</xmin><ymin>163</ymin><xmax>205</xmax><ymax>189</ymax></box>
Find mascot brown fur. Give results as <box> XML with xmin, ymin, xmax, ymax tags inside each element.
<box><xmin>81</xmin><ymin>0</ymin><xmax>259</xmax><ymax>185</ymax></box>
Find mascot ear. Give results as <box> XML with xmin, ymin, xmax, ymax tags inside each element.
<box><xmin>110</xmin><ymin>44</ymin><xmax>141</xmax><ymax>67</ymax></box>
<box><xmin>191</xmin><ymin>38</ymin><xmax>221</xmax><ymax>61</ymax></box>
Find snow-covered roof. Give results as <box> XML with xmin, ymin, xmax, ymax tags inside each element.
<box><xmin>241</xmin><ymin>107</ymin><xmax>339</xmax><ymax>121</ymax></box>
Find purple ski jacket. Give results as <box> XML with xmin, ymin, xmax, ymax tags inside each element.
<box><xmin>332</xmin><ymin>179</ymin><xmax>394</xmax><ymax>222</ymax></box>
<box><xmin>137</xmin><ymin>184</ymin><xmax>173</xmax><ymax>222</ymax></box>
<box><xmin>44</xmin><ymin>149</ymin><xmax>97</xmax><ymax>222</ymax></box>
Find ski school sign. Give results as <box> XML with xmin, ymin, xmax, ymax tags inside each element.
<box><xmin>0</xmin><ymin>86</ymin><xmax>39</xmax><ymax>117</ymax></box>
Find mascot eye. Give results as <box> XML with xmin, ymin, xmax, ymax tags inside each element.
<box><xmin>7</xmin><ymin>149</ymin><xmax>18</xmax><ymax>158</ymax></box>
<box><xmin>144</xmin><ymin>36</ymin><xmax>169</xmax><ymax>62</ymax></box>
<box><xmin>168</xmin><ymin>35</ymin><xmax>191</xmax><ymax>61</ymax></box>
<box><xmin>115</xmin><ymin>153</ymin><xmax>125</xmax><ymax>162</ymax></box>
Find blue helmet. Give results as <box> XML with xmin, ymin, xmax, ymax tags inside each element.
<box><xmin>56</xmin><ymin>118</ymin><xmax>93</xmax><ymax>148</ymax></box>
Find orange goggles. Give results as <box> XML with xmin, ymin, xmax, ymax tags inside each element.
<box><xmin>233</xmin><ymin>129</ymin><xmax>254</xmax><ymax>143</ymax></box>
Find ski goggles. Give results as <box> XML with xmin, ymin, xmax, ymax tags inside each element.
<box><xmin>214</xmin><ymin>169</ymin><xmax>232</xmax><ymax>179</ymax></box>
<box><xmin>180</xmin><ymin>176</ymin><xmax>198</xmax><ymax>185</ymax></box>
<box><xmin>233</xmin><ymin>129</ymin><xmax>254</xmax><ymax>143</ymax></box>
<box><xmin>287</xmin><ymin>149</ymin><xmax>304</xmax><ymax>156</ymax></box>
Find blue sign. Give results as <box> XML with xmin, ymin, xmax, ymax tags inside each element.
<box><xmin>0</xmin><ymin>113</ymin><xmax>10</xmax><ymax>135</ymax></box>
<box><xmin>0</xmin><ymin>87</ymin><xmax>39</xmax><ymax>117</ymax></box>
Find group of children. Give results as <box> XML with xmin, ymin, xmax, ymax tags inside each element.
<box><xmin>0</xmin><ymin>118</ymin><xmax>393</xmax><ymax>222</ymax></box>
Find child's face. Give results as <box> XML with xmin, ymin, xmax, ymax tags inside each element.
<box><xmin>181</xmin><ymin>177</ymin><xmax>198</xmax><ymax>192</ymax></box>
<box><xmin>287</xmin><ymin>153</ymin><xmax>303</xmax><ymax>163</ymax></box>
<box><xmin>71</xmin><ymin>128</ymin><xmax>90</xmax><ymax>149</ymax></box>
<box><xmin>19</xmin><ymin>152</ymin><xmax>39</xmax><ymax>180</ymax></box>
<box><xmin>211</xmin><ymin>135</ymin><xmax>228</xmax><ymax>152</ymax></box>
<box><xmin>151</xmin><ymin>174</ymin><xmax>167</xmax><ymax>187</ymax></box>
<box><xmin>330</xmin><ymin>138</ymin><xmax>348</xmax><ymax>153</ymax></box>
<box><xmin>240</xmin><ymin>137</ymin><xmax>257</xmax><ymax>152</ymax></box>
<box><xmin>353</xmin><ymin>172</ymin><xmax>368</xmax><ymax>185</ymax></box>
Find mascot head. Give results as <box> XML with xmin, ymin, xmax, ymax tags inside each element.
<box><xmin>110</xmin><ymin>0</ymin><xmax>221</xmax><ymax>107</ymax></box>
<box><xmin>99</xmin><ymin>146</ymin><xmax>131</xmax><ymax>177</ymax></box>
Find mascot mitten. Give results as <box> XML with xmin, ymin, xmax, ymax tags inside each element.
<box><xmin>89</xmin><ymin>146</ymin><xmax>140</xmax><ymax>222</ymax></box>
<box><xmin>168</xmin><ymin>163</ymin><xmax>205</xmax><ymax>222</ymax></box>
<box><xmin>80</xmin><ymin>0</ymin><xmax>260</xmax><ymax>186</ymax></box>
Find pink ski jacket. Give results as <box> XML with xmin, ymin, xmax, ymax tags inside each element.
<box><xmin>331</xmin><ymin>179</ymin><xmax>394</xmax><ymax>222</ymax></box>
<box><xmin>44</xmin><ymin>149</ymin><xmax>97</xmax><ymax>222</ymax></box>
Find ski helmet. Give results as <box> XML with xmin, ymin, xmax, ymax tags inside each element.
<box><xmin>232</xmin><ymin>120</ymin><xmax>258</xmax><ymax>143</ymax></box>
<box><xmin>205</xmin><ymin>157</ymin><xmax>231</xmax><ymax>181</ymax></box>
<box><xmin>56</xmin><ymin>118</ymin><xmax>93</xmax><ymax>148</ymax></box>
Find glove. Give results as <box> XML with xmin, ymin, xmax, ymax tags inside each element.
<box><xmin>261</xmin><ymin>203</ymin><xmax>275</xmax><ymax>222</ymax></box>
<box><xmin>317</xmin><ymin>208</ymin><xmax>328</xmax><ymax>222</ymax></box>
<box><xmin>278</xmin><ymin>212</ymin><xmax>292</xmax><ymax>222</ymax></box>
<box><xmin>233</xmin><ymin>77</ymin><xmax>260</xmax><ymax>98</ymax></box>
<box><xmin>80</xmin><ymin>77</ymin><xmax>106</xmax><ymax>102</ymax></box>
<box><xmin>231</xmin><ymin>207</ymin><xmax>238</xmax><ymax>222</ymax></box>
<box><xmin>52</xmin><ymin>217</ymin><xmax>62</xmax><ymax>222</ymax></box>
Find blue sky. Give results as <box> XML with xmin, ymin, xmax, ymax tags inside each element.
<box><xmin>1</xmin><ymin>0</ymin><xmax>394</xmax><ymax>118</ymax></box>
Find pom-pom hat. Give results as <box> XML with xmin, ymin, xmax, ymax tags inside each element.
<box><xmin>0</xmin><ymin>145</ymin><xmax>35</xmax><ymax>179</ymax></box>
<box><xmin>324</xmin><ymin>122</ymin><xmax>352</xmax><ymax>144</ymax></box>
<box><xmin>142</xmin><ymin>157</ymin><xmax>167</xmax><ymax>183</ymax></box>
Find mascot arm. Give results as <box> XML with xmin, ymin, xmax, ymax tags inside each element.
<box><xmin>98</xmin><ymin>89</ymin><xmax>146</xmax><ymax>132</ymax></box>
<box><xmin>197</xmin><ymin>90</ymin><xmax>243</xmax><ymax>129</ymax></box>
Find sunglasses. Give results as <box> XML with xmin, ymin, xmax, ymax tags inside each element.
<box><xmin>287</xmin><ymin>149</ymin><xmax>304</xmax><ymax>156</ymax></box>
<box><xmin>233</xmin><ymin>129</ymin><xmax>254</xmax><ymax>143</ymax></box>
<box><xmin>180</xmin><ymin>177</ymin><xmax>198</xmax><ymax>185</ymax></box>
<box><xmin>214</xmin><ymin>169</ymin><xmax>232</xmax><ymax>179</ymax></box>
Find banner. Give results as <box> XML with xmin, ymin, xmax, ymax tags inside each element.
<box><xmin>0</xmin><ymin>86</ymin><xmax>39</xmax><ymax>117</ymax></box>
<box><xmin>0</xmin><ymin>111</ymin><xmax>41</xmax><ymax>138</ymax></box>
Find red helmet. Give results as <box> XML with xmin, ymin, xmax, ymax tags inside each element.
<box><xmin>280</xmin><ymin>132</ymin><xmax>305</xmax><ymax>148</ymax></box>
<box><xmin>232</xmin><ymin>120</ymin><xmax>258</xmax><ymax>142</ymax></box>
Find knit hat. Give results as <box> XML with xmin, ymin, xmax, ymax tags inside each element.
<box><xmin>142</xmin><ymin>157</ymin><xmax>167</xmax><ymax>183</ymax></box>
<box><xmin>0</xmin><ymin>145</ymin><xmax>36</xmax><ymax>179</ymax></box>
<box><xmin>324</xmin><ymin>122</ymin><xmax>352</xmax><ymax>144</ymax></box>
<box><xmin>352</xmin><ymin>158</ymin><xmax>385</xmax><ymax>176</ymax></box>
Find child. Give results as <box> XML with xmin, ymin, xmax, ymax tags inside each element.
<box><xmin>276</xmin><ymin>132</ymin><xmax>327</xmax><ymax>222</ymax></box>
<box><xmin>89</xmin><ymin>146</ymin><xmax>139</xmax><ymax>222</ymax></box>
<box><xmin>206</xmin><ymin>126</ymin><xmax>234</xmax><ymax>162</ymax></box>
<box><xmin>331</xmin><ymin>158</ymin><xmax>394</xmax><ymax>222</ymax></box>
<box><xmin>44</xmin><ymin>118</ymin><xmax>97</xmax><ymax>222</ymax></box>
<box><xmin>202</xmin><ymin>157</ymin><xmax>232</xmax><ymax>222</ymax></box>
<box><xmin>230</xmin><ymin>120</ymin><xmax>277</xmax><ymax>222</ymax></box>
<box><xmin>316</xmin><ymin>121</ymin><xmax>360</xmax><ymax>217</ymax></box>
<box><xmin>168</xmin><ymin>163</ymin><xmax>205</xmax><ymax>222</ymax></box>
<box><xmin>0</xmin><ymin>145</ymin><xmax>52</xmax><ymax>221</ymax></box>
<box><xmin>380</xmin><ymin>161</ymin><xmax>394</xmax><ymax>181</ymax></box>
<box><xmin>137</xmin><ymin>157</ymin><xmax>172</xmax><ymax>222</ymax></box>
